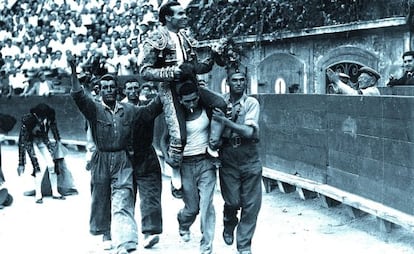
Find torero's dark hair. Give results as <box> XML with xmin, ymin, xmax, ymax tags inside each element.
<box><xmin>159</xmin><ymin>1</ymin><xmax>181</xmax><ymax>25</ymax></box>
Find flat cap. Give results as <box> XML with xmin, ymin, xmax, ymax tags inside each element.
<box><xmin>338</xmin><ymin>72</ymin><xmax>350</xmax><ymax>79</ymax></box>
<box><xmin>358</xmin><ymin>66</ymin><xmax>380</xmax><ymax>80</ymax></box>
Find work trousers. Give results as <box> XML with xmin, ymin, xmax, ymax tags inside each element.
<box><xmin>89</xmin><ymin>150</ymin><xmax>138</xmax><ymax>251</ymax></box>
<box><xmin>219</xmin><ymin>144</ymin><xmax>262</xmax><ymax>253</ymax></box>
<box><xmin>132</xmin><ymin>147</ymin><xmax>163</xmax><ymax>235</ymax></box>
<box><xmin>178</xmin><ymin>155</ymin><xmax>217</xmax><ymax>254</ymax></box>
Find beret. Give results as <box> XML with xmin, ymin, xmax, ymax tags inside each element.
<box><xmin>358</xmin><ymin>66</ymin><xmax>380</xmax><ymax>80</ymax></box>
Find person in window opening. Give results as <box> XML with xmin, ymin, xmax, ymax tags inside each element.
<box><xmin>387</xmin><ymin>51</ymin><xmax>414</xmax><ymax>86</ymax></box>
<box><xmin>326</xmin><ymin>66</ymin><xmax>380</xmax><ymax>96</ymax></box>
<box><xmin>326</xmin><ymin>72</ymin><xmax>356</xmax><ymax>94</ymax></box>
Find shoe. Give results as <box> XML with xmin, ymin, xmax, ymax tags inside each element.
<box><xmin>24</xmin><ymin>190</ymin><xmax>36</xmax><ymax>196</ymax></box>
<box><xmin>60</xmin><ymin>188</ymin><xmax>78</xmax><ymax>196</ymax></box>
<box><xmin>238</xmin><ymin>250</ymin><xmax>252</xmax><ymax>254</ymax></box>
<box><xmin>35</xmin><ymin>198</ymin><xmax>43</xmax><ymax>204</ymax></box>
<box><xmin>179</xmin><ymin>230</ymin><xmax>190</xmax><ymax>242</ymax></box>
<box><xmin>116</xmin><ymin>247</ymin><xmax>129</xmax><ymax>254</ymax></box>
<box><xmin>102</xmin><ymin>240</ymin><xmax>113</xmax><ymax>251</ymax></box>
<box><xmin>102</xmin><ymin>233</ymin><xmax>112</xmax><ymax>250</ymax></box>
<box><xmin>102</xmin><ymin>232</ymin><xmax>111</xmax><ymax>241</ymax></box>
<box><xmin>52</xmin><ymin>195</ymin><xmax>66</xmax><ymax>200</ymax></box>
<box><xmin>223</xmin><ymin>231</ymin><xmax>234</xmax><ymax>245</ymax></box>
<box><xmin>143</xmin><ymin>234</ymin><xmax>159</xmax><ymax>248</ymax></box>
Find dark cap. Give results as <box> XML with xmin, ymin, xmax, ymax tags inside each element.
<box><xmin>227</xmin><ymin>64</ymin><xmax>247</xmax><ymax>79</ymax></box>
<box><xmin>99</xmin><ymin>73</ymin><xmax>118</xmax><ymax>83</ymax></box>
<box><xmin>358</xmin><ymin>66</ymin><xmax>380</xmax><ymax>80</ymax></box>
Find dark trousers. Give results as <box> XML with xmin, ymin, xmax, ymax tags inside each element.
<box><xmin>132</xmin><ymin>147</ymin><xmax>163</xmax><ymax>235</ymax></box>
<box><xmin>178</xmin><ymin>155</ymin><xmax>216</xmax><ymax>253</ymax></box>
<box><xmin>219</xmin><ymin>145</ymin><xmax>262</xmax><ymax>252</ymax></box>
<box><xmin>89</xmin><ymin>150</ymin><xmax>138</xmax><ymax>250</ymax></box>
<box><xmin>0</xmin><ymin>144</ymin><xmax>4</xmax><ymax>183</ymax></box>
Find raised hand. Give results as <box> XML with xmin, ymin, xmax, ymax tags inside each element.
<box><xmin>326</xmin><ymin>68</ymin><xmax>340</xmax><ymax>84</ymax></box>
<box><xmin>67</xmin><ymin>54</ymin><xmax>77</xmax><ymax>73</ymax></box>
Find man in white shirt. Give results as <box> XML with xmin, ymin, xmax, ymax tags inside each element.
<box><xmin>160</xmin><ymin>75</ymin><xmax>217</xmax><ymax>254</ymax></box>
<box><xmin>327</xmin><ymin>66</ymin><xmax>381</xmax><ymax>96</ymax></box>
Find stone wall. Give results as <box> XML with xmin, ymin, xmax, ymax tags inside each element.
<box><xmin>204</xmin><ymin>17</ymin><xmax>411</xmax><ymax>95</ymax></box>
<box><xmin>257</xmin><ymin>93</ymin><xmax>414</xmax><ymax>215</ymax></box>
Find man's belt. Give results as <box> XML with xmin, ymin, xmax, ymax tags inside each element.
<box><xmin>221</xmin><ymin>137</ymin><xmax>259</xmax><ymax>148</ymax></box>
<box><xmin>182</xmin><ymin>153</ymin><xmax>207</xmax><ymax>163</ymax></box>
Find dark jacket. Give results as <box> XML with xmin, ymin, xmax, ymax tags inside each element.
<box><xmin>387</xmin><ymin>72</ymin><xmax>414</xmax><ymax>86</ymax></box>
<box><xmin>18</xmin><ymin>105</ymin><xmax>60</xmax><ymax>175</ymax></box>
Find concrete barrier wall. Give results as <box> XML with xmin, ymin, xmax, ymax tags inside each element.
<box><xmin>257</xmin><ymin>94</ymin><xmax>414</xmax><ymax>215</ymax></box>
<box><xmin>0</xmin><ymin>95</ymin><xmax>165</xmax><ymax>150</ymax></box>
<box><xmin>2</xmin><ymin>93</ymin><xmax>414</xmax><ymax>215</ymax></box>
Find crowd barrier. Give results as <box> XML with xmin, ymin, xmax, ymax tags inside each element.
<box><xmin>258</xmin><ymin>93</ymin><xmax>414</xmax><ymax>232</ymax></box>
<box><xmin>2</xmin><ymin>92</ymin><xmax>414</xmax><ymax>232</ymax></box>
<box><xmin>0</xmin><ymin>95</ymin><xmax>164</xmax><ymax>150</ymax></box>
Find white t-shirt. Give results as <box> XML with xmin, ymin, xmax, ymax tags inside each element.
<box><xmin>183</xmin><ymin>109</ymin><xmax>209</xmax><ymax>156</ymax></box>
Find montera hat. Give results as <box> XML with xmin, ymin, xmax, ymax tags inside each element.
<box><xmin>0</xmin><ymin>188</ymin><xmax>13</xmax><ymax>209</ymax></box>
<box><xmin>358</xmin><ymin>66</ymin><xmax>381</xmax><ymax>80</ymax></box>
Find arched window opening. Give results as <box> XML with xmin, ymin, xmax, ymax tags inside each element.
<box><xmin>274</xmin><ymin>78</ymin><xmax>286</xmax><ymax>94</ymax></box>
<box><xmin>325</xmin><ymin>62</ymin><xmax>363</xmax><ymax>94</ymax></box>
<box><xmin>221</xmin><ymin>78</ymin><xmax>229</xmax><ymax>94</ymax></box>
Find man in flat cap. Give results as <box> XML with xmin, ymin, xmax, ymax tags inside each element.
<box><xmin>387</xmin><ymin>51</ymin><xmax>414</xmax><ymax>86</ymax></box>
<box><xmin>327</xmin><ymin>66</ymin><xmax>380</xmax><ymax>96</ymax></box>
<box><xmin>69</xmin><ymin>58</ymin><xmax>163</xmax><ymax>254</ymax></box>
<box><xmin>327</xmin><ymin>72</ymin><xmax>355</xmax><ymax>94</ymax></box>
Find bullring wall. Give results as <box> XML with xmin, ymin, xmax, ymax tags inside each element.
<box><xmin>2</xmin><ymin>94</ymin><xmax>413</xmax><ymax>216</ymax></box>
<box><xmin>258</xmin><ymin>93</ymin><xmax>414</xmax><ymax>215</ymax></box>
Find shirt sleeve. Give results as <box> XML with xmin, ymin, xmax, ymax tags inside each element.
<box><xmin>136</xmin><ymin>95</ymin><xmax>163</xmax><ymax>122</ymax></box>
<box><xmin>243</xmin><ymin>97</ymin><xmax>260</xmax><ymax>135</ymax></box>
<box><xmin>71</xmin><ymin>89</ymin><xmax>97</xmax><ymax>121</ymax></box>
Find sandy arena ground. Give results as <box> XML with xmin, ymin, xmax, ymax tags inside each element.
<box><xmin>0</xmin><ymin>143</ymin><xmax>413</xmax><ymax>254</ymax></box>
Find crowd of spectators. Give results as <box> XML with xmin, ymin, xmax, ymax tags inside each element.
<box><xmin>0</xmin><ymin>0</ymin><xmax>161</xmax><ymax>97</ymax></box>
